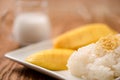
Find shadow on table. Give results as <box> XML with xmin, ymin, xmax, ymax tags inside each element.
<box><xmin>13</xmin><ymin>66</ymin><xmax>56</xmax><ymax>80</ymax></box>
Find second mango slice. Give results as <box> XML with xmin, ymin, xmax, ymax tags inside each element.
<box><xmin>54</xmin><ymin>23</ymin><xmax>116</xmax><ymax>49</ymax></box>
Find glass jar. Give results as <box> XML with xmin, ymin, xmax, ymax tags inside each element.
<box><xmin>13</xmin><ymin>0</ymin><xmax>51</xmax><ymax>46</ymax></box>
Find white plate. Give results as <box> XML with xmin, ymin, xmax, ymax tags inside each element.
<box><xmin>5</xmin><ymin>40</ymin><xmax>82</xmax><ymax>80</ymax></box>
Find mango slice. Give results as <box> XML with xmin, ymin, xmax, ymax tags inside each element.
<box><xmin>26</xmin><ymin>49</ymin><xmax>74</xmax><ymax>70</ymax></box>
<box><xmin>54</xmin><ymin>23</ymin><xmax>117</xmax><ymax>49</ymax></box>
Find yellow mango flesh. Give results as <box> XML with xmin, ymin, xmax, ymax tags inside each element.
<box><xmin>54</xmin><ymin>23</ymin><xmax>117</xmax><ymax>49</ymax></box>
<box><xmin>26</xmin><ymin>49</ymin><xmax>74</xmax><ymax>70</ymax></box>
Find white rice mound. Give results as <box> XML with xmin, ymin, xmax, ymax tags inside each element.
<box><xmin>67</xmin><ymin>34</ymin><xmax>120</xmax><ymax>80</ymax></box>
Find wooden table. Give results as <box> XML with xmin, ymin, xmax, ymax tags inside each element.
<box><xmin>0</xmin><ymin>0</ymin><xmax>120</xmax><ymax>80</ymax></box>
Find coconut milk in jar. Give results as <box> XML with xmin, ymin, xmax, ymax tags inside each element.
<box><xmin>13</xmin><ymin>0</ymin><xmax>51</xmax><ymax>46</ymax></box>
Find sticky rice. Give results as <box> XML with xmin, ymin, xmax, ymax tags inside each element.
<box><xmin>67</xmin><ymin>34</ymin><xmax>120</xmax><ymax>80</ymax></box>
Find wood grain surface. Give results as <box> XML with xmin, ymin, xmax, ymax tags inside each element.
<box><xmin>0</xmin><ymin>0</ymin><xmax>120</xmax><ymax>80</ymax></box>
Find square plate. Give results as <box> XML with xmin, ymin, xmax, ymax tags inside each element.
<box><xmin>5</xmin><ymin>40</ymin><xmax>81</xmax><ymax>80</ymax></box>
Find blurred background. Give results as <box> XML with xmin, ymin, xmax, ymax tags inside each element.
<box><xmin>0</xmin><ymin>0</ymin><xmax>120</xmax><ymax>55</ymax></box>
